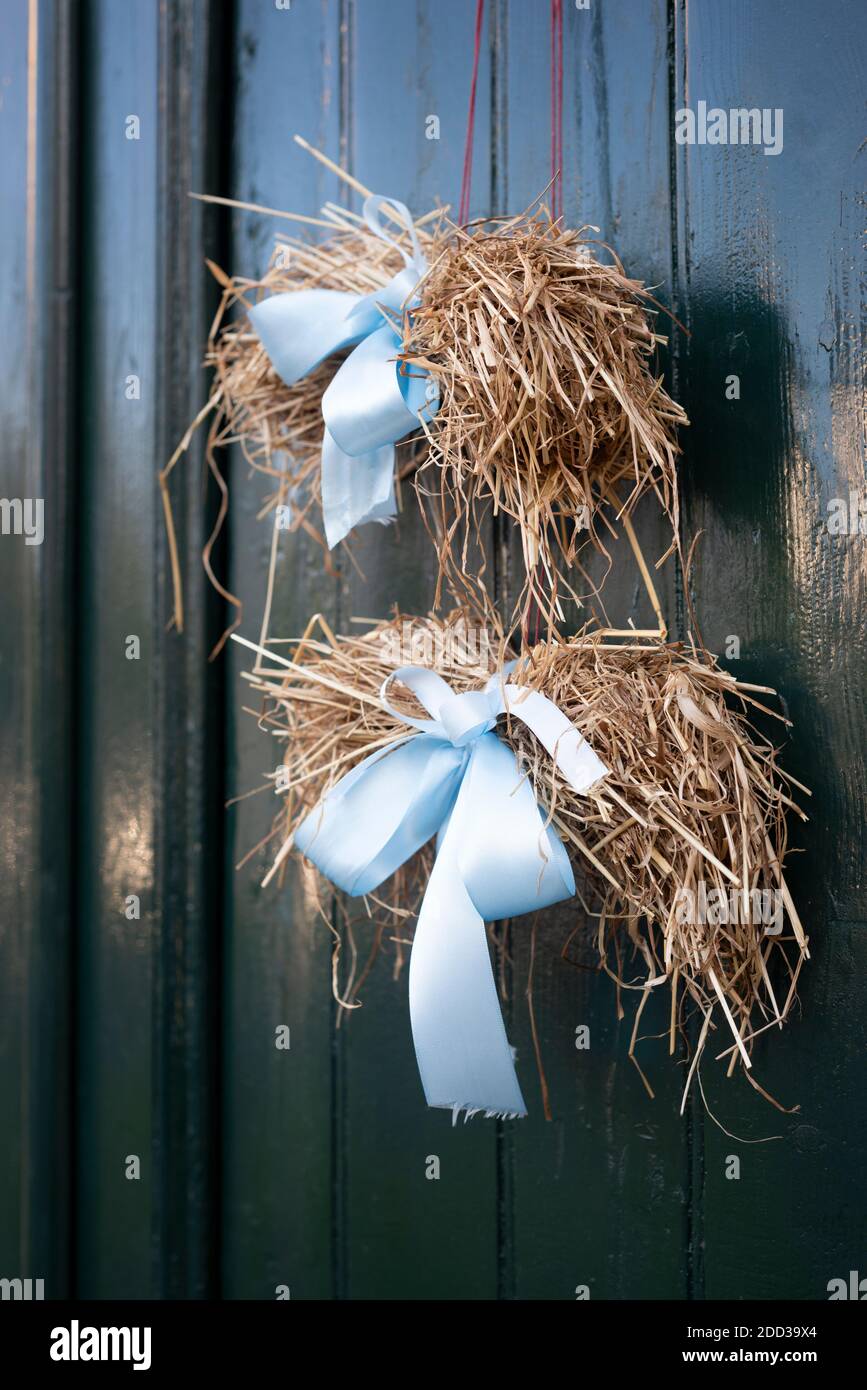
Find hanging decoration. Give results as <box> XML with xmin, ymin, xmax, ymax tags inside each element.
<box><xmin>233</xmin><ymin>613</ymin><xmax>608</xmax><ymax>1119</ymax></box>
<box><xmin>233</xmin><ymin>608</ymin><xmax>808</xmax><ymax>1116</ymax></box>
<box><xmin>161</xmin><ymin>138</ymin><xmax>686</xmax><ymax>639</ymax></box>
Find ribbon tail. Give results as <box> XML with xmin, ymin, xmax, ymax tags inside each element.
<box><xmin>409</xmin><ymin>846</ymin><xmax>527</xmax><ymax>1118</ymax></box>
<box><xmin>500</xmin><ymin>682</ymin><xmax>609</xmax><ymax>792</ymax></box>
<box><xmin>409</xmin><ymin>733</ymin><xmax>577</xmax><ymax>1118</ymax></box>
<box><xmin>321</xmin><ymin>430</ymin><xmax>396</xmax><ymax>548</ymax></box>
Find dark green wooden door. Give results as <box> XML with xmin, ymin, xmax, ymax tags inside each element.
<box><xmin>1</xmin><ymin>0</ymin><xmax>864</xmax><ymax>1300</ymax></box>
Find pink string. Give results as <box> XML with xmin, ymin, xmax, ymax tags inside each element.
<box><xmin>458</xmin><ymin>0</ymin><xmax>485</xmax><ymax>226</ymax></box>
<box><xmin>550</xmin><ymin>0</ymin><xmax>563</xmax><ymax>221</ymax></box>
<box><xmin>459</xmin><ymin>1</ymin><xmax>566</xmax><ymax>641</ymax></box>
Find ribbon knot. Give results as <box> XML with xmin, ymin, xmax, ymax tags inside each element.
<box><xmin>295</xmin><ymin>663</ymin><xmax>608</xmax><ymax>1118</ymax></box>
<box><xmin>381</xmin><ymin>666</ymin><xmax>500</xmax><ymax>747</ymax></box>
<box><xmin>249</xmin><ymin>194</ymin><xmax>438</xmax><ymax>548</ymax></box>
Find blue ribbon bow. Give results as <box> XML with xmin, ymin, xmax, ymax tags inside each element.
<box><xmin>294</xmin><ymin>664</ymin><xmax>608</xmax><ymax>1118</ymax></box>
<box><xmin>249</xmin><ymin>195</ymin><xmax>439</xmax><ymax>548</ymax></box>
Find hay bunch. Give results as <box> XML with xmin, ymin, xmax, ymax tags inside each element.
<box><xmin>165</xmin><ymin>191</ymin><xmax>688</xmax><ymax>635</ymax></box>
<box><xmin>238</xmin><ymin>612</ymin><xmax>808</xmax><ymax>1098</ymax></box>
<box><xmin>404</xmin><ymin>209</ymin><xmax>688</xmax><ymax>600</ymax></box>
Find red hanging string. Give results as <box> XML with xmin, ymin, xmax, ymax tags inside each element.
<box><xmin>460</xmin><ymin>2</ymin><xmax>563</xmax><ymax>226</ymax></box>
<box><xmin>550</xmin><ymin>0</ymin><xmax>564</xmax><ymax>222</ymax></box>
<box><xmin>530</xmin><ymin>0</ymin><xmax>565</xmax><ymax>644</ymax></box>
<box><xmin>458</xmin><ymin>0</ymin><xmax>485</xmax><ymax>226</ymax></box>
<box><xmin>459</xmin><ymin>2</ymin><xmax>565</xmax><ymax>641</ymax></box>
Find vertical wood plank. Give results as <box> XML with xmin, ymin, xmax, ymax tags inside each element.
<box><xmin>672</xmin><ymin>0</ymin><xmax>867</xmax><ymax>1299</ymax></box>
<box><xmin>76</xmin><ymin>0</ymin><xmax>226</xmax><ymax>1298</ymax></box>
<box><xmin>152</xmin><ymin>0</ymin><xmax>229</xmax><ymax>1300</ymax></box>
<box><xmin>76</xmin><ymin>0</ymin><xmax>161</xmax><ymax>1297</ymax></box>
<box><xmin>337</xmin><ymin>0</ymin><xmax>499</xmax><ymax>1301</ymax></box>
<box><xmin>498</xmin><ymin>0</ymin><xmax>691</xmax><ymax>1299</ymax></box>
<box><xmin>222</xmin><ymin>0</ymin><xmax>342</xmax><ymax>1300</ymax></box>
<box><xmin>0</xmin><ymin>0</ymin><xmax>77</xmax><ymax>1297</ymax></box>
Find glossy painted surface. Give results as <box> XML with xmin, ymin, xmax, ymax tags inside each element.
<box><xmin>0</xmin><ymin>0</ymin><xmax>76</xmax><ymax>1298</ymax></box>
<box><xmin>671</xmin><ymin>0</ymin><xmax>867</xmax><ymax>1298</ymax></box>
<box><xmin>0</xmin><ymin>0</ymin><xmax>863</xmax><ymax>1299</ymax></box>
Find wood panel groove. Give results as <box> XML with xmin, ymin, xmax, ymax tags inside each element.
<box><xmin>152</xmin><ymin>0</ymin><xmax>231</xmax><ymax>1301</ymax></box>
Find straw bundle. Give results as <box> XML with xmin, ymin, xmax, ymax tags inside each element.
<box><xmin>237</xmin><ymin>611</ymin><xmax>808</xmax><ymax>1099</ymax></box>
<box><xmin>405</xmin><ymin>208</ymin><xmax>688</xmax><ymax>603</ymax></box>
<box><xmin>163</xmin><ymin>153</ymin><xmax>688</xmax><ymax>635</ymax></box>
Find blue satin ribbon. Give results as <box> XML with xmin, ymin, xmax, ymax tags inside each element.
<box><xmin>294</xmin><ymin>665</ymin><xmax>608</xmax><ymax>1118</ymax></box>
<box><xmin>249</xmin><ymin>195</ymin><xmax>439</xmax><ymax>548</ymax></box>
